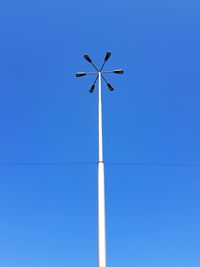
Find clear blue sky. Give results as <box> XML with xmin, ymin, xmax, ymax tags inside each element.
<box><xmin>0</xmin><ymin>0</ymin><xmax>200</xmax><ymax>266</ymax></box>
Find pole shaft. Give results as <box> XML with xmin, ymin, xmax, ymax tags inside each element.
<box><xmin>98</xmin><ymin>72</ymin><xmax>106</xmax><ymax>267</ymax></box>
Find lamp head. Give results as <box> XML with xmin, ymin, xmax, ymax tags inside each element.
<box><xmin>107</xmin><ymin>83</ymin><xmax>114</xmax><ymax>91</ymax></box>
<box><xmin>105</xmin><ymin>52</ymin><xmax>111</xmax><ymax>61</ymax></box>
<box><xmin>113</xmin><ymin>69</ymin><xmax>124</xmax><ymax>74</ymax></box>
<box><xmin>76</xmin><ymin>72</ymin><xmax>87</xmax><ymax>77</ymax></box>
<box><xmin>89</xmin><ymin>84</ymin><xmax>95</xmax><ymax>93</ymax></box>
<box><xmin>84</xmin><ymin>54</ymin><xmax>92</xmax><ymax>63</ymax></box>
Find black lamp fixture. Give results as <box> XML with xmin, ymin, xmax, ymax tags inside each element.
<box><xmin>113</xmin><ymin>69</ymin><xmax>124</xmax><ymax>74</ymax></box>
<box><xmin>76</xmin><ymin>72</ymin><xmax>87</xmax><ymax>77</ymax></box>
<box><xmin>84</xmin><ymin>54</ymin><xmax>92</xmax><ymax>63</ymax></box>
<box><xmin>107</xmin><ymin>83</ymin><xmax>114</xmax><ymax>91</ymax></box>
<box><xmin>89</xmin><ymin>84</ymin><xmax>95</xmax><ymax>93</ymax></box>
<box><xmin>76</xmin><ymin>51</ymin><xmax>124</xmax><ymax>93</ymax></box>
<box><xmin>104</xmin><ymin>52</ymin><xmax>111</xmax><ymax>61</ymax></box>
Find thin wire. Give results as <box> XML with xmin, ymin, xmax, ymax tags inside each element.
<box><xmin>106</xmin><ymin>162</ymin><xmax>200</xmax><ymax>167</ymax></box>
<box><xmin>0</xmin><ymin>162</ymin><xmax>96</xmax><ymax>166</ymax></box>
<box><xmin>0</xmin><ymin>161</ymin><xmax>200</xmax><ymax>167</ymax></box>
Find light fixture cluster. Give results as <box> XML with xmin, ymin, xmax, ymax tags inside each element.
<box><xmin>75</xmin><ymin>52</ymin><xmax>124</xmax><ymax>93</ymax></box>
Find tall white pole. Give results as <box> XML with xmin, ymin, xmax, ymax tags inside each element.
<box><xmin>98</xmin><ymin>72</ymin><xmax>106</xmax><ymax>267</ymax></box>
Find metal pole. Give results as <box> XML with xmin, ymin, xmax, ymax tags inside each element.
<box><xmin>98</xmin><ymin>72</ymin><xmax>106</xmax><ymax>267</ymax></box>
<box><xmin>76</xmin><ymin>53</ymin><xmax>123</xmax><ymax>267</ymax></box>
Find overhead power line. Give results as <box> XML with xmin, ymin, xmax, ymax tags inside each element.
<box><xmin>0</xmin><ymin>161</ymin><xmax>200</xmax><ymax>167</ymax></box>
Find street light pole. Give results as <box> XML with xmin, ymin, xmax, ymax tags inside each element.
<box><xmin>75</xmin><ymin>52</ymin><xmax>124</xmax><ymax>267</ymax></box>
<box><xmin>98</xmin><ymin>71</ymin><xmax>106</xmax><ymax>267</ymax></box>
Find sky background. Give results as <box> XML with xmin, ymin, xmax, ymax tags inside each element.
<box><xmin>0</xmin><ymin>0</ymin><xmax>200</xmax><ymax>266</ymax></box>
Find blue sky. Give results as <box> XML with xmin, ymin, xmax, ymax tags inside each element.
<box><xmin>0</xmin><ymin>0</ymin><xmax>200</xmax><ymax>266</ymax></box>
